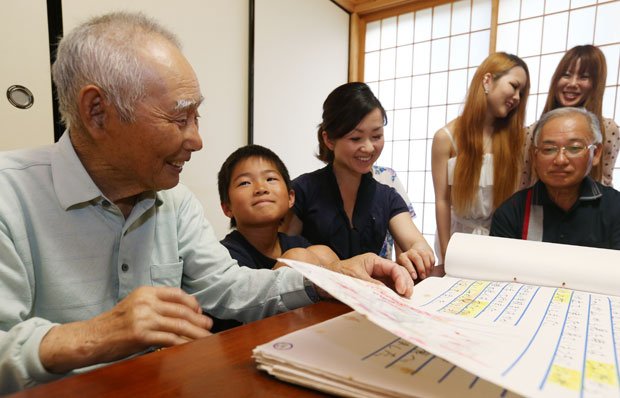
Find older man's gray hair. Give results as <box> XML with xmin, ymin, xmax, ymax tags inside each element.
<box><xmin>533</xmin><ymin>107</ymin><xmax>603</xmax><ymax>146</ymax></box>
<box><xmin>51</xmin><ymin>12</ymin><xmax>182</xmax><ymax>132</ymax></box>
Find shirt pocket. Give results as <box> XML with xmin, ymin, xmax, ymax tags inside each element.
<box><xmin>150</xmin><ymin>260</ymin><xmax>183</xmax><ymax>287</ymax></box>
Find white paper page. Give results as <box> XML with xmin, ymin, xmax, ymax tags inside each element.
<box><xmin>411</xmin><ymin>275</ymin><xmax>620</xmax><ymax>397</ymax></box>
<box><xmin>254</xmin><ymin>312</ymin><xmax>520</xmax><ymax>398</ymax></box>
<box><xmin>445</xmin><ymin>234</ymin><xmax>620</xmax><ymax>296</ymax></box>
<box><xmin>281</xmin><ymin>259</ymin><xmax>620</xmax><ymax>398</ymax></box>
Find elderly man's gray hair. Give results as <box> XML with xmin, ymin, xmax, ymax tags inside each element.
<box><xmin>533</xmin><ymin>107</ymin><xmax>603</xmax><ymax>146</ymax></box>
<box><xmin>51</xmin><ymin>12</ymin><xmax>182</xmax><ymax>132</ymax></box>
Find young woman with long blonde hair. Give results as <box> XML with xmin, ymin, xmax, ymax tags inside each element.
<box><xmin>432</xmin><ymin>52</ymin><xmax>530</xmax><ymax>263</ymax></box>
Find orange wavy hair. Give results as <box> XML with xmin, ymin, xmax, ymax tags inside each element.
<box><xmin>542</xmin><ymin>45</ymin><xmax>607</xmax><ymax>181</ymax></box>
<box><xmin>452</xmin><ymin>52</ymin><xmax>530</xmax><ymax>216</ymax></box>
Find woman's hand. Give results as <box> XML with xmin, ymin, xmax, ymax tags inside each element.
<box><xmin>397</xmin><ymin>241</ymin><xmax>435</xmax><ymax>280</ymax></box>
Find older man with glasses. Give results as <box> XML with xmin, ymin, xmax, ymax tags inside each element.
<box><xmin>490</xmin><ymin>107</ymin><xmax>620</xmax><ymax>249</ymax></box>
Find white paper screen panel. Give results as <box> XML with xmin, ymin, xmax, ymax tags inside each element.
<box><xmin>0</xmin><ymin>0</ymin><xmax>54</xmax><ymax>150</ymax></box>
<box><xmin>253</xmin><ymin>0</ymin><xmax>349</xmax><ymax>180</ymax></box>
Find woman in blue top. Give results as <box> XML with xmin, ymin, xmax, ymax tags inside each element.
<box><xmin>283</xmin><ymin>82</ymin><xmax>435</xmax><ymax>279</ymax></box>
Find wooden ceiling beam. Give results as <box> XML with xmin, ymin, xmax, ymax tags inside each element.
<box><xmin>332</xmin><ymin>0</ymin><xmax>424</xmax><ymax>15</ymax></box>
<box><xmin>332</xmin><ymin>0</ymin><xmax>357</xmax><ymax>13</ymax></box>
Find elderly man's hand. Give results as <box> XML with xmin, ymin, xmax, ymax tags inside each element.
<box><xmin>397</xmin><ymin>241</ymin><xmax>435</xmax><ymax>281</ymax></box>
<box><xmin>39</xmin><ymin>286</ymin><xmax>213</xmax><ymax>374</ymax></box>
<box><xmin>323</xmin><ymin>253</ymin><xmax>414</xmax><ymax>298</ymax></box>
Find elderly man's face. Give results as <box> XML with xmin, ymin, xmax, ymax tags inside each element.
<box><xmin>534</xmin><ymin>114</ymin><xmax>601</xmax><ymax>194</ymax></box>
<box><xmin>105</xmin><ymin>37</ymin><xmax>203</xmax><ymax>193</ymax></box>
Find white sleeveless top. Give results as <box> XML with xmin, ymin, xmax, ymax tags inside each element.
<box><xmin>436</xmin><ymin>127</ymin><xmax>494</xmax><ymax>263</ymax></box>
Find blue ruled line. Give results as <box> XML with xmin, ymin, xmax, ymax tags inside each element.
<box><xmin>438</xmin><ymin>280</ymin><xmax>479</xmax><ymax>312</ymax></box>
<box><xmin>494</xmin><ymin>284</ymin><xmax>525</xmax><ymax>322</ymax></box>
<box><xmin>361</xmin><ymin>337</ymin><xmax>401</xmax><ymax>360</ymax></box>
<box><xmin>539</xmin><ymin>290</ymin><xmax>575</xmax><ymax>390</ymax></box>
<box><xmin>438</xmin><ymin>365</ymin><xmax>456</xmax><ymax>383</ymax></box>
<box><xmin>579</xmin><ymin>295</ymin><xmax>592</xmax><ymax>398</ymax></box>
<box><xmin>456</xmin><ymin>282</ymin><xmax>493</xmax><ymax>315</ymax></box>
<box><xmin>385</xmin><ymin>347</ymin><xmax>416</xmax><ymax>368</ymax></box>
<box><xmin>502</xmin><ymin>288</ymin><xmax>558</xmax><ymax>376</ymax></box>
<box><xmin>420</xmin><ymin>278</ymin><xmax>462</xmax><ymax>307</ymax></box>
<box><xmin>515</xmin><ymin>286</ymin><xmax>541</xmax><ymax>326</ymax></box>
<box><xmin>475</xmin><ymin>282</ymin><xmax>510</xmax><ymax>318</ymax></box>
<box><xmin>609</xmin><ymin>298</ymin><xmax>620</xmax><ymax>393</ymax></box>
<box><xmin>412</xmin><ymin>354</ymin><xmax>436</xmax><ymax>375</ymax></box>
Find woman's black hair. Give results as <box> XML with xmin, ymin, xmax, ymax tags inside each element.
<box><xmin>316</xmin><ymin>82</ymin><xmax>387</xmax><ymax>163</ymax></box>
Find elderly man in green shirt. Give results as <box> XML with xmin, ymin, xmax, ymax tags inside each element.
<box><xmin>0</xmin><ymin>12</ymin><xmax>414</xmax><ymax>394</ymax></box>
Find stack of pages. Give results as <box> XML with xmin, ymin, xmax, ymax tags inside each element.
<box><xmin>254</xmin><ymin>233</ymin><xmax>620</xmax><ymax>398</ymax></box>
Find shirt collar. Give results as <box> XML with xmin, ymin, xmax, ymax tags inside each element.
<box><xmin>325</xmin><ymin>162</ymin><xmax>375</xmax><ymax>219</ymax></box>
<box><xmin>578</xmin><ymin>176</ymin><xmax>602</xmax><ymax>201</ymax></box>
<box><xmin>51</xmin><ymin>132</ymin><xmax>164</xmax><ymax>210</ymax></box>
<box><xmin>533</xmin><ymin>176</ymin><xmax>602</xmax><ymax>206</ymax></box>
<box><xmin>325</xmin><ymin>163</ymin><xmax>374</xmax><ymax>183</ymax></box>
<box><xmin>51</xmin><ymin>132</ymin><xmax>104</xmax><ymax>209</ymax></box>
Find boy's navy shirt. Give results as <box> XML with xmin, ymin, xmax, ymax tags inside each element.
<box><xmin>221</xmin><ymin>230</ymin><xmax>311</xmax><ymax>270</ymax></box>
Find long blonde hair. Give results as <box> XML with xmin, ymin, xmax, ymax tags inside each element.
<box><xmin>452</xmin><ymin>52</ymin><xmax>530</xmax><ymax>216</ymax></box>
<box><xmin>542</xmin><ymin>45</ymin><xmax>607</xmax><ymax>181</ymax></box>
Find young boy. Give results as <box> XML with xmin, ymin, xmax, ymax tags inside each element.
<box><xmin>217</xmin><ymin>145</ymin><xmax>338</xmax><ymax>270</ymax></box>
<box><xmin>214</xmin><ymin>145</ymin><xmax>414</xmax><ymax>331</ymax></box>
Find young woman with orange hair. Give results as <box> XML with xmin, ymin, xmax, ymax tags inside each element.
<box><xmin>431</xmin><ymin>52</ymin><xmax>530</xmax><ymax>263</ymax></box>
<box><xmin>520</xmin><ymin>45</ymin><xmax>619</xmax><ymax>188</ymax></box>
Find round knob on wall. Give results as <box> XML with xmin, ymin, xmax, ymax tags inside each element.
<box><xmin>6</xmin><ymin>85</ymin><xmax>34</xmax><ymax>109</ymax></box>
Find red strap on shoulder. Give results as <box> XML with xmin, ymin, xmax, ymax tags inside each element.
<box><xmin>522</xmin><ymin>188</ymin><xmax>533</xmax><ymax>240</ymax></box>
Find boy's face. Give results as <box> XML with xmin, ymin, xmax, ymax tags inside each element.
<box><xmin>221</xmin><ymin>156</ymin><xmax>294</xmax><ymax>227</ymax></box>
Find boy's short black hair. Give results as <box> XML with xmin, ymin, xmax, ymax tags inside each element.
<box><xmin>217</xmin><ymin>144</ymin><xmax>292</xmax><ymax>228</ymax></box>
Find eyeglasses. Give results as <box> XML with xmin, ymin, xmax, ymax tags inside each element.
<box><xmin>535</xmin><ymin>143</ymin><xmax>596</xmax><ymax>158</ymax></box>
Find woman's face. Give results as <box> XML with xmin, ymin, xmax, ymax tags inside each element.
<box><xmin>485</xmin><ymin>66</ymin><xmax>528</xmax><ymax>119</ymax></box>
<box><xmin>554</xmin><ymin>58</ymin><xmax>593</xmax><ymax>107</ymax></box>
<box><xmin>324</xmin><ymin>107</ymin><xmax>384</xmax><ymax>175</ymax></box>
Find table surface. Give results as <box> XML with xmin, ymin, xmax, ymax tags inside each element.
<box><xmin>11</xmin><ymin>266</ymin><xmax>445</xmax><ymax>398</ymax></box>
